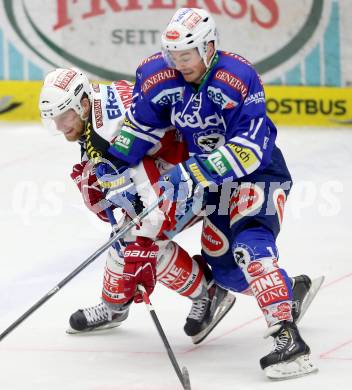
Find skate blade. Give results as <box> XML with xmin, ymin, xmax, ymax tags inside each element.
<box><xmin>66</xmin><ymin>321</ymin><xmax>122</xmax><ymax>334</ymax></box>
<box><xmin>264</xmin><ymin>354</ymin><xmax>318</xmax><ymax>380</ymax></box>
<box><xmin>191</xmin><ymin>293</ymin><xmax>236</xmax><ymax>345</ymax></box>
<box><xmin>296</xmin><ymin>275</ymin><xmax>325</xmax><ymax>324</ymax></box>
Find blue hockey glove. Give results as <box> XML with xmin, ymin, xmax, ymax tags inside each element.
<box><xmin>160</xmin><ymin>157</ymin><xmax>213</xmax><ymax>202</ymax></box>
<box><xmin>159</xmin><ymin>163</ymin><xmax>193</xmax><ymax>202</ymax></box>
<box><xmin>96</xmin><ymin>162</ymin><xmax>144</xmax><ymax>218</ymax></box>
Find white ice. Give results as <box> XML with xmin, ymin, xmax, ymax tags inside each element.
<box><xmin>0</xmin><ymin>123</ymin><xmax>351</xmax><ymax>390</ymax></box>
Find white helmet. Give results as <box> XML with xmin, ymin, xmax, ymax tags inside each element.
<box><xmin>161</xmin><ymin>8</ymin><xmax>218</xmax><ymax>68</ymax></box>
<box><xmin>39</xmin><ymin>67</ymin><xmax>92</xmax><ymax>120</ymax></box>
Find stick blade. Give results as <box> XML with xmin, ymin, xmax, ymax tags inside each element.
<box><xmin>182</xmin><ymin>367</ymin><xmax>191</xmax><ymax>390</ymax></box>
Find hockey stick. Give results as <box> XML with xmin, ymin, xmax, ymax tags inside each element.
<box><xmin>0</xmin><ymin>194</ymin><xmax>166</xmax><ymax>342</ymax></box>
<box><xmin>138</xmin><ymin>285</ymin><xmax>191</xmax><ymax>390</ymax></box>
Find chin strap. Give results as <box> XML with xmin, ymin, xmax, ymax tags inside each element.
<box><xmin>199</xmin><ymin>51</ymin><xmax>218</xmax><ymax>84</ymax></box>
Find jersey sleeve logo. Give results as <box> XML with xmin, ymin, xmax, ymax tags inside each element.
<box><xmin>111</xmin><ymin>129</ymin><xmax>135</xmax><ymax>156</ymax></box>
<box><xmin>244</xmin><ymin>91</ymin><xmax>265</xmax><ymax>106</ymax></box>
<box><xmin>227</xmin><ymin>143</ymin><xmax>260</xmax><ymax>171</ymax></box>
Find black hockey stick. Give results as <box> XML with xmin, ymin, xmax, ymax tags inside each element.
<box><xmin>138</xmin><ymin>285</ymin><xmax>191</xmax><ymax>390</ymax></box>
<box><xmin>0</xmin><ymin>194</ymin><xmax>166</xmax><ymax>342</ymax></box>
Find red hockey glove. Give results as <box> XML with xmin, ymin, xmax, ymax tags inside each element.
<box><xmin>70</xmin><ymin>161</ymin><xmax>113</xmax><ymax>222</ymax></box>
<box><xmin>122</xmin><ymin>237</ymin><xmax>158</xmax><ymax>303</ymax></box>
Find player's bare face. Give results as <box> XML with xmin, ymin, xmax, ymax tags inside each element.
<box><xmin>170</xmin><ymin>49</ymin><xmax>207</xmax><ymax>84</ymax></box>
<box><xmin>54</xmin><ymin>109</ymin><xmax>84</xmax><ymax>142</ymax></box>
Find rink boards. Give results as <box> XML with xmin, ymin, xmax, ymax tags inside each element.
<box><xmin>0</xmin><ymin>81</ymin><xmax>351</xmax><ymax>127</ymax></box>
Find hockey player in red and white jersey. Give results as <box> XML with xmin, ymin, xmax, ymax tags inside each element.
<box><xmin>38</xmin><ymin>68</ymin><xmax>236</xmax><ymax>341</ymax></box>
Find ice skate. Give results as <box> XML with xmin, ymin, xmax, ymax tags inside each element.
<box><xmin>291</xmin><ymin>275</ymin><xmax>324</xmax><ymax>323</ymax></box>
<box><xmin>184</xmin><ymin>281</ymin><xmax>236</xmax><ymax>345</ymax></box>
<box><xmin>66</xmin><ymin>301</ymin><xmax>130</xmax><ymax>334</ymax></box>
<box><xmin>260</xmin><ymin>321</ymin><xmax>318</xmax><ymax>380</ymax></box>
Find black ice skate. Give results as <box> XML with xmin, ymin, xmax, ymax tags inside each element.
<box><xmin>291</xmin><ymin>274</ymin><xmax>324</xmax><ymax>323</ymax></box>
<box><xmin>184</xmin><ymin>282</ymin><xmax>236</xmax><ymax>345</ymax></box>
<box><xmin>260</xmin><ymin>321</ymin><xmax>318</xmax><ymax>380</ymax></box>
<box><xmin>66</xmin><ymin>301</ymin><xmax>130</xmax><ymax>334</ymax></box>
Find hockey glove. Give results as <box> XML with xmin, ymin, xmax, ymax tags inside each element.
<box><xmin>160</xmin><ymin>156</ymin><xmax>213</xmax><ymax>201</ymax></box>
<box><xmin>70</xmin><ymin>161</ymin><xmax>113</xmax><ymax>222</ymax></box>
<box><xmin>122</xmin><ymin>237</ymin><xmax>159</xmax><ymax>303</ymax></box>
<box><xmin>96</xmin><ymin>162</ymin><xmax>144</xmax><ymax>219</ymax></box>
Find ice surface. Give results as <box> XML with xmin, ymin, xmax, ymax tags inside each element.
<box><xmin>0</xmin><ymin>123</ymin><xmax>351</xmax><ymax>389</ymax></box>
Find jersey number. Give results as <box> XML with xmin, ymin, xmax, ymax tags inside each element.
<box><xmin>243</xmin><ymin>117</ymin><xmax>264</xmax><ymax>140</ymax></box>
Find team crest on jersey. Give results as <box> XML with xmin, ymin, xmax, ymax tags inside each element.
<box><xmin>193</xmin><ymin>129</ymin><xmax>225</xmax><ymax>153</ymax></box>
<box><xmin>151</xmin><ymin>87</ymin><xmax>184</xmax><ymax>106</ymax></box>
<box><xmin>207</xmin><ymin>86</ymin><xmax>239</xmax><ymax>109</ymax></box>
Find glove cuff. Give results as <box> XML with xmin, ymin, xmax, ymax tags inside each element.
<box><xmin>183</xmin><ymin>156</ymin><xmax>214</xmax><ymax>188</ymax></box>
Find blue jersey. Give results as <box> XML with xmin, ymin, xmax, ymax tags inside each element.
<box><xmin>109</xmin><ymin>51</ymin><xmax>278</xmax><ymax>183</ymax></box>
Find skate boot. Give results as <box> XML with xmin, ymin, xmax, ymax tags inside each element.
<box><xmin>66</xmin><ymin>300</ymin><xmax>130</xmax><ymax>334</ymax></box>
<box><xmin>260</xmin><ymin>321</ymin><xmax>318</xmax><ymax>380</ymax></box>
<box><xmin>184</xmin><ymin>281</ymin><xmax>236</xmax><ymax>345</ymax></box>
<box><xmin>291</xmin><ymin>274</ymin><xmax>325</xmax><ymax>323</ymax></box>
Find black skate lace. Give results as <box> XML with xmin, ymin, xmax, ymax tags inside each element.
<box><xmin>83</xmin><ymin>302</ymin><xmax>111</xmax><ymax>325</ymax></box>
<box><xmin>188</xmin><ymin>297</ymin><xmax>209</xmax><ymax>321</ymax></box>
<box><xmin>291</xmin><ymin>300</ymin><xmax>299</xmax><ymax>311</ymax></box>
<box><xmin>273</xmin><ymin>329</ymin><xmax>290</xmax><ymax>352</ymax></box>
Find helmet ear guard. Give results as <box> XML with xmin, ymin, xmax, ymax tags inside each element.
<box><xmin>161</xmin><ymin>8</ymin><xmax>218</xmax><ymax>68</ymax></box>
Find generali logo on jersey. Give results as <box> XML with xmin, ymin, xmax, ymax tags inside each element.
<box><xmin>3</xmin><ymin>0</ymin><xmax>329</xmax><ymax>80</ymax></box>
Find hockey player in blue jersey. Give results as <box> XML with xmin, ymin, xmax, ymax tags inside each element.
<box><xmin>38</xmin><ymin>67</ymin><xmax>318</xmax><ymax>352</ymax></box>
<box><xmin>93</xmin><ymin>8</ymin><xmax>323</xmax><ymax>379</ymax></box>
